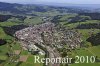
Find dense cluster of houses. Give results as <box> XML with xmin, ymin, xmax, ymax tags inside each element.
<box><xmin>15</xmin><ymin>22</ymin><xmax>55</xmax><ymax>55</ymax></box>
<box><xmin>15</xmin><ymin>22</ymin><xmax>55</xmax><ymax>41</ymax></box>
<box><xmin>15</xmin><ymin>22</ymin><xmax>82</xmax><ymax>55</ymax></box>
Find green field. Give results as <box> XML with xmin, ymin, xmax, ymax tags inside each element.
<box><xmin>18</xmin><ymin>55</ymin><xmax>44</xmax><ymax>66</ymax></box>
<box><xmin>70</xmin><ymin>46</ymin><xmax>100</xmax><ymax>66</ymax></box>
<box><xmin>88</xmin><ymin>45</ymin><xmax>100</xmax><ymax>57</ymax></box>
<box><xmin>0</xmin><ymin>27</ymin><xmax>6</xmax><ymax>39</ymax></box>
<box><xmin>60</xmin><ymin>20</ymin><xmax>100</xmax><ymax>29</ymax></box>
<box><xmin>70</xmin><ymin>63</ymin><xmax>100</xmax><ymax>66</ymax></box>
<box><xmin>24</xmin><ymin>16</ymin><xmax>43</xmax><ymax>25</ymax></box>
<box><xmin>0</xmin><ymin>22</ymin><xmax>19</xmax><ymax>27</ymax></box>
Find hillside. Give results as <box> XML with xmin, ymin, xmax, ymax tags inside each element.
<box><xmin>0</xmin><ymin>2</ymin><xmax>96</xmax><ymax>16</ymax></box>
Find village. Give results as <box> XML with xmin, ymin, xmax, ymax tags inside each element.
<box><xmin>15</xmin><ymin>22</ymin><xmax>82</xmax><ymax>56</ymax></box>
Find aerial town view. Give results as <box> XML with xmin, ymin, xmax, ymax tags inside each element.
<box><xmin>0</xmin><ymin>0</ymin><xmax>100</xmax><ymax>66</ymax></box>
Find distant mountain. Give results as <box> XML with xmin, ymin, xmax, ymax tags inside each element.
<box><xmin>0</xmin><ymin>2</ymin><xmax>99</xmax><ymax>15</ymax></box>
<box><xmin>35</xmin><ymin>2</ymin><xmax>100</xmax><ymax>9</ymax></box>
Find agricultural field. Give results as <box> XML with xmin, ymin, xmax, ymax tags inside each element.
<box><xmin>3</xmin><ymin>55</ymin><xmax>44</xmax><ymax>66</ymax></box>
<box><xmin>88</xmin><ymin>45</ymin><xmax>100</xmax><ymax>57</ymax></box>
<box><xmin>60</xmin><ymin>20</ymin><xmax>100</xmax><ymax>29</ymax></box>
<box><xmin>0</xmin><ymin>22</ymin><xmax>19</xmax><ymax>27</ymax></box>
<box><xmin>70</xmin><ymin>46</ymin><xmax>100</xmax><ymax>66</ymax></box>
<box><xmin>70</xmin><ymin>63</ymin><xmax>100</xmax><ymax>66</ymax></box>
<box><xmin>24</xmin><ymin>16</ymin><xmax>44</xmax><ymax>25</ymax></box>
<box><xmin>0</xmin><ymin>27</ymin><xmax>6</xmax><ymax>39</ymax></box>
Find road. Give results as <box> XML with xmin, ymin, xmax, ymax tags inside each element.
<box><xmin>46</xmin><ymin>46</ymin><xmax>60</xmax><ymax>66</ymax></box>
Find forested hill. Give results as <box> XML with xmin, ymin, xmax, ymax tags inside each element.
<box><xmin>0</xmin><ymin>2</ymin><xmax>97</xmax><ymax>15</ymax></box>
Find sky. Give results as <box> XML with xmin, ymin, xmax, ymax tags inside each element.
<box><xmin>0</xmin><ymin>0</ymin><xmax>100</xmax><ymax>4</ymax></box>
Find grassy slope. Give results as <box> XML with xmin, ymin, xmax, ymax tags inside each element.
<box><xmin>60</xmin><ymin>20</ymin><xmax>100</xmax><ymax>29</ymax></box>
<box><xmin>0</xmin><ymin>22</ymin><xmax>19</xmax><ymax>27</ymax></box>
<box><xmin>24</xmin><ymin>16</ymin><xmax>43</xmax><ymax>25</ymax></box>
<box><xmin>88</xmin><ymin>45</ymin><xmax>100</xmax><ymax>57</ymax></box>
<box><xmin>0</xmin><ymin>27</ymin><xmax>6</xmax><ymax>39</ymax></box>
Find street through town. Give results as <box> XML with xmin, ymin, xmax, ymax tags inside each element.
<box><xmin>46</xmin><ymin>46</ymin><xmax>60</xmax><ymax>66</ymax></box>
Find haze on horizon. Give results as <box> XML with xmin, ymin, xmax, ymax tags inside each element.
<box><xmin>0</xmin><ymin>0</ymin><xmax>100</xmax><ymax>4</ymax></box>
